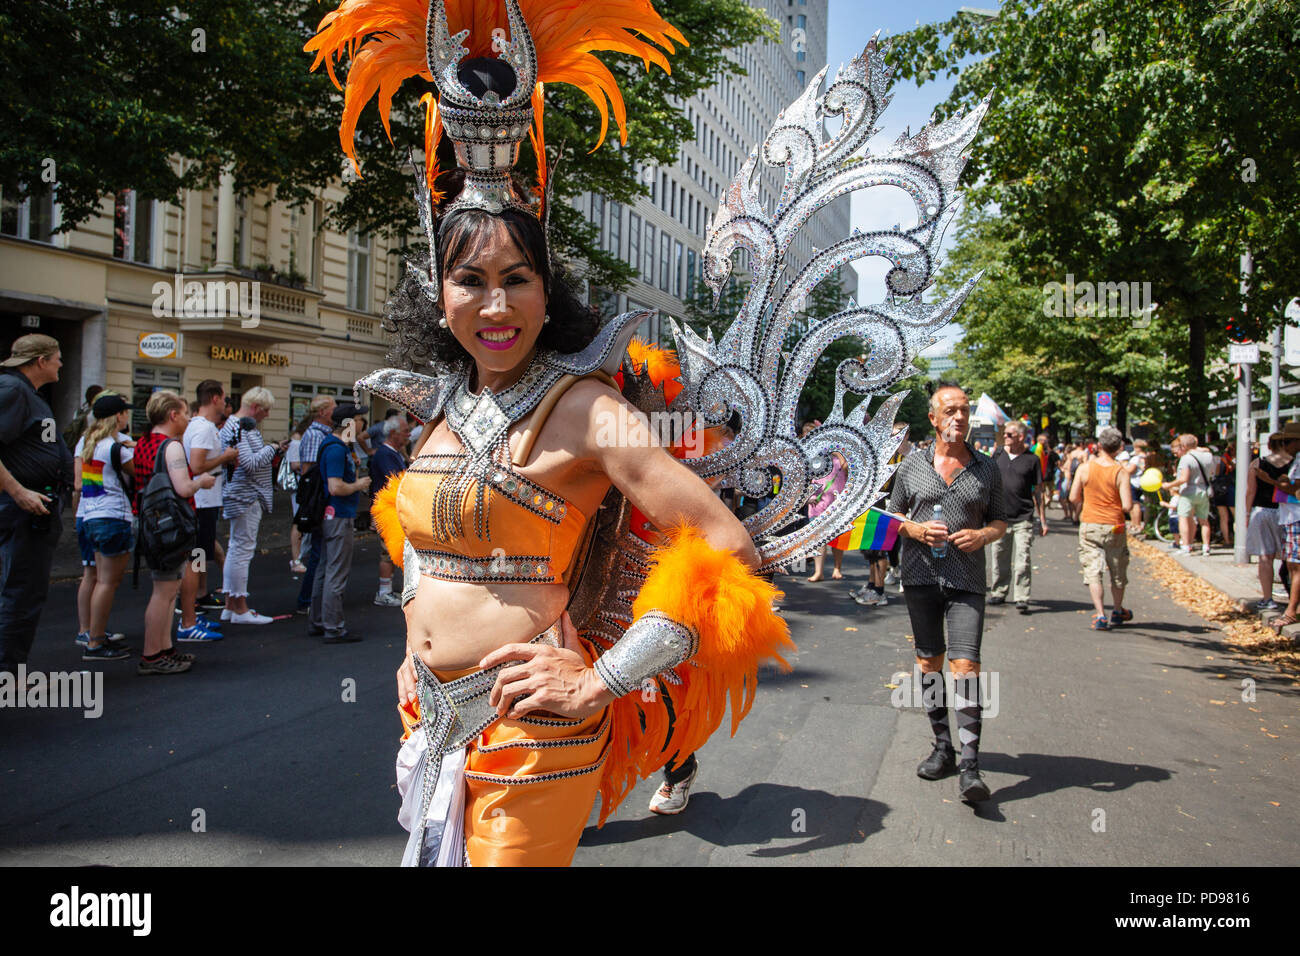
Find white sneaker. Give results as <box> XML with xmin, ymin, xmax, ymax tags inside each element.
<box><xmin>230</xmin><ymin>610</ymin><xmax>273</xmax><ymax>625</ymax></box>
<box><xmin>884</xmin><ymin>569</ymin><xmax>899</xmax><ymax>586</ymax></box>
<box><xmin>373</xmin><ymin>590</ymin><xmax>402</xmax><ymax>607</ymax></box>
<box><xmin>856</xmin><ymin>588</ymin><xmax>884</xmax><ymax>606</ymax></box>
<box><xmin>220</xmin><ymin>607</ymin><xmax>233</xmax><ymax>621</ymax></box>
<box><xmin>1179</xmin><ymin>545</ymin><xmax>1192</xmax><ymax>555</ymax></box>
<box><xmin>1202</xmin><ymin>546</ymin><xmax>1211</xmax><ymax>556</ymax></box>
<box><xmin>648</xmin><ymin>761</ymin><xmax>699</xmax><ymax>815</ymax></box>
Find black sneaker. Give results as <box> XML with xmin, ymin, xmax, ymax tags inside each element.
<box><xmin>323</xmin><ymin>630</ymin><xmax>361</xmax><ymax>644</ymax></box>
<box><xmin>916</xmin><ymin>744</ymin><xmax>957</xmax><ymax>780</ymax></box>
<box><xmin>197</xmin><ymin>592</ymin><xmax>225</xmax><ymax>611</ymax></box>
<box><xmin>1016</xmin><ymin>601</ymin><xmax>1030</xmax><ymax>614</ymax></box>
<box><xmin>987</xmin><ymin>595</ymin><xmax>1006</xmax><ymax>605</ymax></box>
<box><xmin>83</xmin><ymin>643</ymin><xmax>130</xmax><ymax>662</ymax></box>
<box><xmin>958</xmin><ymin>766</ymin><xmax>991</xmax><ymax>802</ymax></box>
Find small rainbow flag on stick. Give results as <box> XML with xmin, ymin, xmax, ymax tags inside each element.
<box><xmin>829</xmin><ymin>508</ymin><xmax>904</xmax><ymax>552</ymax></box>
<box><xmin>1273</xmin><ymin>487</ymin><xmax>1299</xmax><ymax>506</ymax></box>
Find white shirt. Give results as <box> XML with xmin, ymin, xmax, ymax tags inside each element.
<box><xmin>184</xmin><ymin>416</ymin><xmax>224</xmax><ymax>508</ymax></box>
<box><xmin>75</xmin><ymin>433</ymin><xmax>135</xmax><ymax>522</ymax></box>
<box><xmin>1280</xmin><ymin>456</ymin><xmax>1300</xmax><ymax>525</ymax></box>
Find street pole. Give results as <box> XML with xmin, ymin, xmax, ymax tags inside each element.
<box><xmin>1270</xmin><ymin>325</ymin><xmax>1281</xmax><ymax>434</ymax></box>
<box><xmin>1235</xmin><ymin>250</ymin><xmax>1253</xmax><ymax>566</ymax></box>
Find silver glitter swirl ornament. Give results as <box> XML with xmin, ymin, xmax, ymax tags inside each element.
<box><xmin>672</xmin><ymin>32</ymin><xmax>990</xmax><ymax>570</ymax></box>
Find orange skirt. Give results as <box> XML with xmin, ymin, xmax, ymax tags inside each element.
<box><xmin>421</xmin><ymin>638</ymin><xmax>611</xmax><ymax>867</ymax></box>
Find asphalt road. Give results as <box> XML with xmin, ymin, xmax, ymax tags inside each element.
<box><xmin>2</xmin><ymin>524</ymin><xmax>1296</xmax><ymax>866</ymax></box>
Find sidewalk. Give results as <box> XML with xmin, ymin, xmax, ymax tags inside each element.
<box><xmin>1157</xmin><ymin>537</ymin><xmax>1300</xmax><ymax>639</ymax></box>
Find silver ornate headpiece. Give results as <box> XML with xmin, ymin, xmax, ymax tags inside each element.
<box><xmin>426</xmin><ymin>0</ymin><xmax>539</xmax><ymax>218</ymax></box>
<box><xmin>668</xmin><ymin>33</ymin><xmax>991</xmax><ymax>570</ymax></box>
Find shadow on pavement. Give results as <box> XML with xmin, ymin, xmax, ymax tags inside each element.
<box><xmin>976</xmin><ymin>751</ymin><xmax>1172</xmax><ymax>807</ymax></box>
<box><xmin>581</xmin><ymin>783</ymin><xmax>887</xmax><ymax>859</ymax></box>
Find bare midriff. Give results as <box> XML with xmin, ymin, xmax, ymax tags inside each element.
<box><xmin>405</xmin><ymin>576</ymin><xmax>572</xmax><ymax>671</ymax></box>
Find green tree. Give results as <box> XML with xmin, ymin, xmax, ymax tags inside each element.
<box><xmin>887</xmin><ymin>0</ymin><xmax>1300</xmax><ymax>432</ymax></box>
<box><xmin>2</xmin><ymin>0</ymin><xmax>776</xmax><ymax>295</ymax></box>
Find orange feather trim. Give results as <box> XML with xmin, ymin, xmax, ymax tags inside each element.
<box><xmin>595</xmin><ymin>524</ymin><xmax>795</xmax><ymax>824</ymax></box>
<box><xmin>371</xmin><ymin>471</ymin><xmax>407</xmax><ymax>569</ymax></box>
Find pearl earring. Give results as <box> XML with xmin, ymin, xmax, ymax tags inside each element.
<box><xmin>438</xmin><ymin>314</ymin><xmax>448</xmax><ymax>328</ymax></box>
<box><xmin>544</xmin><ymin>313</ymin><xmax>551</xmax><ymax>324</ymax></box>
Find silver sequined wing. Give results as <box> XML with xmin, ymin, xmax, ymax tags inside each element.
<box><xmin>671</xmin><ymin>33</ymin><xmax>989</xmax><ymax>570</ymax></box>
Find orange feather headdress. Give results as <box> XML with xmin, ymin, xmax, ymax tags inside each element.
<box><xmin>305</xmin><ymin>0</ymin><xmax>687</xmax><ymax>210</ymax></box>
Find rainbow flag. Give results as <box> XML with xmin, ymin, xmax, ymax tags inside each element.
<box><xmin>81</xmin><ymin>458</ymin><xmax>107</xmax><ymax>498</ymax></box>
<box><xmin>829</xmin><ymin>508</ymin><xmax>903</xmax><ymax>552</ymax></box>
<box><xmin>1273</xmin><ymin>487</ymin><xmax>1299</xmax><ymax>506</ymax></box>
<box><xmin>1031</xmin><ymin>440</ymin><xmax>1049</xmax><ymax>479</ymax></box>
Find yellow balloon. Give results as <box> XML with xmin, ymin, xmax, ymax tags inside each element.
<box><xmin>1140</xmin><ymin>467</ymin><xmax>1163</xmax><ymax>493</ymax></box>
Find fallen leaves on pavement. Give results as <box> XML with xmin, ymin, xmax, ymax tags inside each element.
<box><xmin>1129</xmin><ymin>536</ymin><xmax>1300</xmax><ymax>683</ymax></box>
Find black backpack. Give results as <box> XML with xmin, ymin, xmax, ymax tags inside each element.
<box><xmin>293</xmin><ymin>438</ymin><xmax>338</xmax><ymax>534</ymax></box>
<box><xmin>138</xmin><ymin>439</ymin><xmax>198</xmax><ymax>570</ymax></box>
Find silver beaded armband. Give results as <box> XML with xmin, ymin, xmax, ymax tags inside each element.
<box><xmin>593</xmin><ymin>611</ymin><xmax>700</xmax><ymax>698</ymax></box>
<box><xmin>401</xmin><ymin>538</ymin><xmax>419</xmax><ymax>608</ymax></box>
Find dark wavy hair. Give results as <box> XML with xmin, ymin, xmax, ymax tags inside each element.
<box><xmin>382</xmin><ymin>172</ymin><xmax>600</xmax><ymax>372</ymax></box>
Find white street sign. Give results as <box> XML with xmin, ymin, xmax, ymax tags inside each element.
<box><xmin>1229</xmin><ymin>342</ymin><xmax>1260</xmax><ymax>364</ymax></box>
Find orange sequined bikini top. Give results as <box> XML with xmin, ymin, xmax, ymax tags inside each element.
<box><xmin>397</xmin><ymin>452</ymin><xmax>591</xmax><ymax>585</ymax></box>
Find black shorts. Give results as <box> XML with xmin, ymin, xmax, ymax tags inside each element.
<box><xmin>902</xmin><ymin>584</ymin><xmax>986</xmax><ymax>663</ymax></box>
<box><xmin>196</xmin><ymin>506</ymin><xmax>219</xmax><ymax>567</ymax></box>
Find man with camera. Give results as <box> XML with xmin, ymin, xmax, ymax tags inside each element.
<box><xmin>0</xmin><ymin>334</ymin><xmax>73</xmax><ymax>673</ymax></box>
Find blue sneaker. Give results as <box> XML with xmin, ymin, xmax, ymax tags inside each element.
<box><xmin>76</xmin><ymin>631</ymin><xmax>89</xmax><ymax>647</ymax></box>
<box><xmin>177</xmin><ymin>622</ymin><xmax>223</xmax><ymax>642</ymax></box>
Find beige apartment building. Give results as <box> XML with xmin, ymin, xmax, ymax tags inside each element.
<box><xmin>1</xmin><ymin>163</ymin><xmax>407</xmax><ymax>439</ymax></box>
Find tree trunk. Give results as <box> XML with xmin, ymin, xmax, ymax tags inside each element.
<box><xmin>1188</xmin><ymin>312</ymin><xmax>1208</xmax><ymax>431</ymax></box>
<box><xmin>1116</xmin><ymin>376</ymin><xmax>1129</xmax><ymax>438</ymax></box>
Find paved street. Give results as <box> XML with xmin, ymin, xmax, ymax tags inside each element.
<box><xmin>2</xmin><ymin>523</ymin><xmax>1296</xmax><ymax>866</ymax></box>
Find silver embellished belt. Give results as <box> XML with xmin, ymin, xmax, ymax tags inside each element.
<box><xmin>411</xmin><ymin>622</ymin><xmax>562</xmax><ymax>756</ymax></box>
<box><xmin>400</xmin><ymin>623</ymin><xmax>562</xmax><ymax>866</ymax></box>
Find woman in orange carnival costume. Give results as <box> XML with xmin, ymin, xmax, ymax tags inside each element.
<box><xmin>307</xmin><ymin>0</ymin><xmax>793</xmax><ymax>866</ymax></box>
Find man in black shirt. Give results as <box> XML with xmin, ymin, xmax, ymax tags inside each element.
<box><xmin>0</xmin><ymin>334</ymin><xmax>73</xmax><ymax>673</ymax></box>
<box><xmin>888</xmin><ymin>383</ymin><xmax>1007</xmax><ymax>801</ymax></box>
<box><xmin>989</xmin><ymin>422</ymin><xmax>1048</xmax><ymax>613</ymax></box>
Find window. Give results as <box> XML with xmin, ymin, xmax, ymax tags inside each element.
<box><xmin>590</xmin><ymin>193</ymin><xmax>605</xmax><ymax>233</ymax></box>
<box><xmin>658</xmin><ymin>231</ymin><xmax>671</xmax><ymax>293</ymax></box>
<box><xmin>687</xmin><ymin>248</ymin><xmax>697</xmax><ymax>298</ymax></box>
<box><xmin>347</xmin><ymin>229</ymin><xmax>372</xmax><ymax>311</ymax></box>
<box><xmin>797</xmin><ymin>13</ymin><xmax>806</xmax><ymax>27</ymax></box>
<box><xmin>131</xmin><ymin>365</ymin><xmax>183</xmax><ymax>435</ymax></box>
<box><xmin>628</xmin><ymin>212</ymin><xmax>641</xmax><ymax>270</ymax></box>
<box><xmin>113</xmin><ymin>189</ymin><xmax>156</xmax><ymax>264</ymax></box>
<box><xmin>643</xmin><ymin>223</ymin><xmax>655</xmax><ymax>285</ymax></box>
<box><xmin>1</xmin><ymin>184</ymin><xmax>58</xmax><ymax>244</ymax></box>
<box><xmin>797</xmin><ymin>49</ymin><xmax>806</xmax><ymax>63</ymax></box>
<box><xmin>797</xmin><ymin>70</ymin><xmax>806</xmax><ymax>86</ymax></box>
<box><xmin>673</xmin><ymin>240</ymin><xmax>683</xmax><ymax>297</ymax></box>
<box><xmin>608</xmin><ymin>201</ymin><xmax>621</xmax><ymax>257</ymax></box>
<box><xmin>670</xmin><ymin>181</ymin><xmax>676</xmax><ymax>218</ymax></box>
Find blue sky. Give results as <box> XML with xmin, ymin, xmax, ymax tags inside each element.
<box><xmin>825</xmin><ymin>0</ymin><xmax>985</xmax><ymax>355</ymax></box>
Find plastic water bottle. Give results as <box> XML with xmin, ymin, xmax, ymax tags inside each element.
<box><xmin>930</xmin><ymin>504</ymin><xmax>947</xmax><ymax>558</ymax></box>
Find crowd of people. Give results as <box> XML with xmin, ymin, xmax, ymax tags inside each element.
<box><xmin>0</xmin><ymin>332</ymin><xmax>420</xmax><ymax>678</ymax></box>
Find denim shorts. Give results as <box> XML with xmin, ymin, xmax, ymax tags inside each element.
<box><xmin>76</xmin><ymin>517</ymin><xmax>95</xmax><ymax>567</ymax></box>
<box><xmin>82</xmin><ymin>517</ymin><xmax>135</xmax><ymax>559</ymax></box>
<box><xmin>902</xmin><ymin>584</ymin><xmax>986</xmax><ymax>663</ymax></box>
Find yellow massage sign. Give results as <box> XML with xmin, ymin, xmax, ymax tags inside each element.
<box><xmin>209</xmin><ymin>345</ymin><xmax>290</xmax><ymax>367</ymax></box>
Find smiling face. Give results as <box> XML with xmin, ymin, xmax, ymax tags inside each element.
<box><xmin>440</xmin><ymin>216</ymin><xmax>547</xmax><ymax>389</ymax></box>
